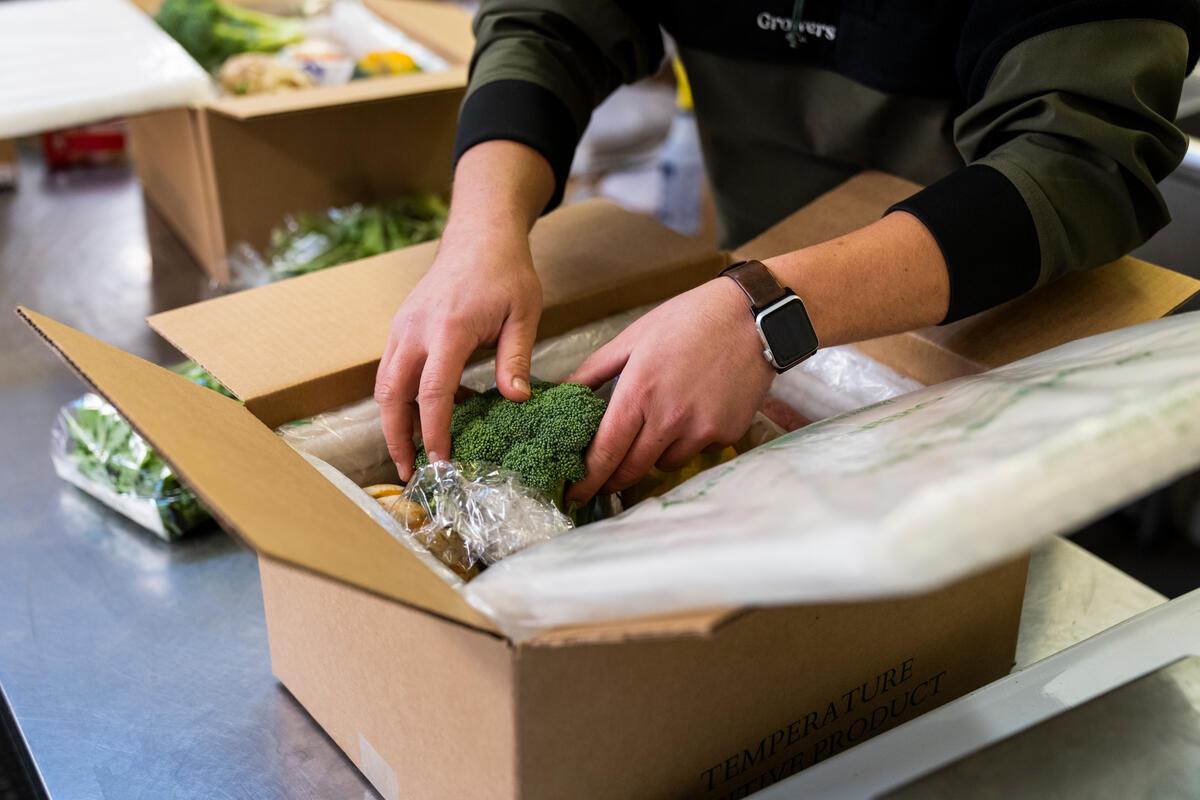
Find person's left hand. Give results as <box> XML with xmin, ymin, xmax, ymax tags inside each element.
<box><xmin>564</xmin><ymin>276</ymin><xmax>776</xmax><ymax>503</ymax></box>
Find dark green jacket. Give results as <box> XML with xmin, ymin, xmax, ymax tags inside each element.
<box><xmin>454</xmin><ymin>1</ymin><xmax>1199</xmax><ymax>321</ymax></box>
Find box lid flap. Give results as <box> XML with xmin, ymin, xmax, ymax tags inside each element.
<box><xmin>885</xmin><ymin>257</ymin><xmax>1200</xmax><ymax>377</ymax></box>
<box><xmin>19</xmin><ymin>306</ymin><xmax>498</xmax><ymax>635</ymax></box>
<box><xmin>736</xmin><ymin>171</ymin><xmax>1200</xmax><ymax>383</ymax></box>
<box><xmin>149</xmin><ymin>200</ymin><xmax>729</xmax><ymax>427</ymax></box>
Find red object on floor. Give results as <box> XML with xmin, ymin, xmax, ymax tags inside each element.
<box><xmin>40</xmin><ymin>121</ymin><xmax>127</xmax><ymax>170</ymax></box>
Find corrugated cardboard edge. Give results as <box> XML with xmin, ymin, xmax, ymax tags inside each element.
<box><xmin>18</xmin><ymin>306</ymin><xmax>501</xmax><ymax>637</ymax></box>
<box><xmin>524</xmin><ymin>608</ymin><xmax>745</xmax><ymax>648</ymax></box>
<box><xmin>126</xmin><ymin>107</ymin><xmax>229</xmax><ymax>282</ymax></box>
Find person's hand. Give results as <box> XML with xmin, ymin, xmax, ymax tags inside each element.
<box><xmin>374</xmin><ymin>227</ymin><xmax>542</xmax><ymax>480</ymax></box>
<box><xmin>564</xmin><ymin>276</ymin><xmax>775</xmax><ymax>502</ymax></box>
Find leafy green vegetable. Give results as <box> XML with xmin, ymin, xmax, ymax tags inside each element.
<box><xmin>58</xmin><ymin>361</ymin><xmax>235</xmax><ymax>540</ymax></box>
<box><xmin>414</xmin><ymin>382</ymin><xmax>607</xmax><ymax>519</ymax></box>
<box><xmin>156</xmin><ymin>0</ymin><xmax>304</xmax><ymax>72</ymax></box>
<box><xmin>249</xmin><ymin>194</ymin><xmax>449</xmax><ymax>283</ymax></box>
<box><xmin>171</xmin><ymin>360</ymin><xmax>236</xmax><ymax>397</ymax></box>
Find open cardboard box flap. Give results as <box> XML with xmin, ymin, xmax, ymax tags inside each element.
<box><xmin>737</xmin><ymin>171</ymin><xmax>1200</xmax><ymax>384</ymax></box>
<box><xmin>148</xmin><ymin>200</ymin><xmax>730</xmax><ymax>427</ymax></box>
<box><xmin>18</xmin><ymin>307</ymin><xmax>497</xmax><ymax>634</ymax></box>
<box><xmin>22</xmin><ymin>174</ymin><xmax>1200</xmax><ymax>647</ymax></box>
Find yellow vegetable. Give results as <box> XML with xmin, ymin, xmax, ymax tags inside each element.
<box><xmin>620</xmin><ymin>446</ymin><xmax>738</xmax><ymax>506</ymax></box>
<box><xmin>356</xmin><ymin>50</ymin><xmax>419</xmax><ymax>77</ymax></box>
<box><xmin>363</xmin><ymin>483</ymin><xmax>404</xmax><ymax>499</ymax></box>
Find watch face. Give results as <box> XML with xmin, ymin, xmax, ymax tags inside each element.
<box><xmin>758</xmin><ymin>297</ymin><xmax>818</xmax><ymax>368</ymax></box>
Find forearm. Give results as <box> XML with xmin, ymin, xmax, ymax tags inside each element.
<box><xmin>441</xmin><ymin>140</ymin><xmax>555</xmax><ymax>250</ymax></box>
<box><xmin>455</xmin><ymin>1</ymin><xmax>665</xmax><ymax>211</ymax></box>
<box><xmin>762</xmin><ymin>211</ymin><xmax>949</xmax><ymax>347</ymax></box>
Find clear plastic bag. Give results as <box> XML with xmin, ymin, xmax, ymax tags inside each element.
<box><xmin>402</xmin><ymin>461</ymin><xmax>573</xmax><ymax>576</ymax></box>
<box><xmin>299</xmin><ymin>453</ymin><xmax>465</xmax><ymax>587</ymax></box>
<box><xmin>277</xmin><ymin>400</ymin><xmax>397</xmax><ymax>486</ymax></box>
<box><xmin>52</xmin><ymin>394</ymin><xmax>210</xmax><ymax>541</ymax></box>
<box><xmin>304</xmin><ymin>1</ymin><xmax>451</xmax><ymax>72</ymax></box>
<box><xmin>50</xmin><ymin>362</ymin><xmax>233</xmax><ymax>540</ymax></box>
<box><xmin>765</xmin><ymin>344</ymin><xmax>924</xmax><ymax>428</ymax></box>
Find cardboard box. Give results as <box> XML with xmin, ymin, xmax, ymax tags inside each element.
<box><xmin>126</xmin><ymin>0</ymin><xmax>474</xmax><ymax>284</ymax></box>
<box><xmin>19</xmin><ymin>174</ymin><xmax>1200</xmax><ymax>799</ymax></box>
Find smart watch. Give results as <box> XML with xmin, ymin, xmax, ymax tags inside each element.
<box><xmin>719</xmin><ymin>259</ymin><xmax>819</xmax><ymax>373</ymax></box>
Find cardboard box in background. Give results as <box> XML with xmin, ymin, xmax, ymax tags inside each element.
<box><xmin>126</xmin><ymin>0</ymin><xmax>474</xmax><ymax>284</ymax></box>
<box><xmin>19</xmin><ymin>175</ymin><xmax>1200</xmax><ymax>798</ymax></box>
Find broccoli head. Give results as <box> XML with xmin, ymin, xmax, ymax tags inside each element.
<box><xmin>415</xmin><ymin>382</ymin><xmax>606</xmax><ymax>514</ymax></box>
<box><xmin>157</xmin><ymin>0</ymin><xmax>304</xmax><ymax>73</ymax></box>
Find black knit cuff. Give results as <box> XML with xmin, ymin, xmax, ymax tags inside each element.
<box><xmin>453</xmin><ymin>79</ymin><xmax>580</xmax><ymax>213</ymax></box>
<box><xmin>888</xmin><ymin>164</ymin><xmax>1041</xmax><ymax>323</ymax></box>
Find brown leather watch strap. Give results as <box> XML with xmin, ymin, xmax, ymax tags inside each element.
<box><xmin>720</xmin><ymin>260</ymin><xmax>789</xmax><ymax>313</ymax></box>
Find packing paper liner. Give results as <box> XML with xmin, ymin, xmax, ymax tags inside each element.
<box><xmin>464</xmin><ymin>312</ymin><xmax>1200</xmax><ymax>641</ymax></box>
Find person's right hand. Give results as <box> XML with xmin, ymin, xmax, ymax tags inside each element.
<box><xmin>374</xmin><ymin>226</ymin><xmax>543</xmax><ymax>480</ymax></box>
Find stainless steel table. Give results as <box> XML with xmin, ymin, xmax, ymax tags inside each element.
<box><xmin>0</xmin><ymin>149</ymin><xmax>1167</xmax><ymax>799</ymax></box>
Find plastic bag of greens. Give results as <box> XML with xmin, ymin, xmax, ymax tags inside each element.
<box><xmin>50</xmin><ymin>362</ymin><xmax>234</xmax><ymax>541</ymax></box>
<box><xmin>229</xmin><ymin>194</ymin><xmax>448</xmax><ymax>288</ymax></box>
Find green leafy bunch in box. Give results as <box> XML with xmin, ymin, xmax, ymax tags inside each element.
<box><xmin>262</xmin><ymin>194</ymin><xmax>450</xmax><ymax>280</ymax></box>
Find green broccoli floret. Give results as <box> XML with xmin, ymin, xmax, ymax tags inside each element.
<box><xmin>156</xmin><ymin>0</ymin><xmax>304</xmax><ymax>73</ymax></box>
<box><xmin>414</xmin><ymin>382</ymin><xmax>606</xmax><ymax>517</ymax></box>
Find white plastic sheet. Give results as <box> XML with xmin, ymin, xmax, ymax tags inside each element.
<box><xmin>0</xmin><ymin>0</ymin><xmax>214</xmax><ymax>139</ymax></box>
<box><xmin>465</xmin><ymin>313</ymin><xmax>1200</xmax><ymax>640</ymax></box>
<box><xmin>770</xmin><ymin>345</ymin><xmax>923</xmax><ymax>422</ymax></box>
<box><xmin>304</xmin><ymin>1</ymin><xmax>450</xmax><ymax>72</ymax></box>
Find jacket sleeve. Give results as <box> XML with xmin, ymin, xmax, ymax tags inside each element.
<box><xmin>889</xmin><ymin>1</ymin><xmax>1199</xmax><ymax>323</ymax></box>
<box><xmin>452</xmin><ymin>0</ymin><xmax>665</xmax><ymax>210</ymax></box>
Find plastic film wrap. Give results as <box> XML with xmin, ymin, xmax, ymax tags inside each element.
<box><xmin>465</xmin><ymin>313</ymin><xmax>1200</xmax><ymax>639</ymax></box>
<box><xmin>403</xmin><ymin>461</ymin><xmax>573</xmax><ymax>574</ymax></box>
<box><xmin>299</xmin><ymin>453</ymin><xmax>465</xmax><ymax>587</ymax></box>
<box><xmin>765</xmin><ymin>344</ymin><xmax>924</xmax><ymax>428</ymax></box>
<box><xmin>277</xmin><ymin>401</ymin><xmax>398</xmax><ymax>486</ymax></box>
<box><xmin>51</xmin><ymin>394</ymin><xmax>210</xmax><ymax>541</ymax></box>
